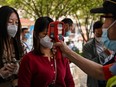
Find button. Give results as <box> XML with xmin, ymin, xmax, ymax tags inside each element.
<box><xmin>51</xmin><ymin>57</ymin><xmax>53</xmax><ymax>59</ymax></box>
<box><xmin>51</xmin><ymin>64</ymin><xmax>53</xmax><ymax>66</ymax></box>
<box><xmin>54</xmin><ymin>71</ymin><xmax>56</xmax><ymax>73</ymax></box>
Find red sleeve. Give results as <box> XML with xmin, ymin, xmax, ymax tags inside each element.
<box><xmin>64</xmin><ymin>59</ymin><xmax>75</xmax><ymax>87</ymax></box>
<box><xmin>103</xmin><ymin>64</ymin><xmax>114</xmax><ymax>80</ymax></box>
<box><xmin>18</xmin><ymin>55</ymin><xmax>32</xmax><ymax>87</ymax></box>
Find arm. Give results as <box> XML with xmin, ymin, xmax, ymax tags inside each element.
<box><xmin>67</xmin><ymin>50</ymin><xmax>105</xmax><ymax>80</ymax></box>
<box><xmin>65</xmin><ymin>59</ymin><xmax>75</xmax><ymax>87</ymax></box>
<box><xmin>55</xmin><ymin>41</ymin><xmax>105</xmax><ymax>80</ymax></box>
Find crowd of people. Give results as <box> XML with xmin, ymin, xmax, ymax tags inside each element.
<box><xmin>0</xmin><ymin>0</ymin><xmax>116</xmax><ymax>87</ymax></box>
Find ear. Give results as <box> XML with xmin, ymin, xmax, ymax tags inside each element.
<box><xmin>65</xmin><ymin>23</ymin><xmax>69</xmax><ymax>32</ymax></box>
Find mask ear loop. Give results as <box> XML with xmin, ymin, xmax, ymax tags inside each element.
<box><xmin>107</xmin><ymin>20</ymin><xmax>116</xmax><ymax>30</ymax></box>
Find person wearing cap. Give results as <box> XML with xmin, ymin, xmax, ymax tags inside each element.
<box><xmin>54</xmin><ymin>0</ymin><xmax>116</xmax><ymax>83</ymax></box>
<box><xmin>82</xmin><ymin>20</ymin><xmax>114</xmax><ymax>87</ymax></box>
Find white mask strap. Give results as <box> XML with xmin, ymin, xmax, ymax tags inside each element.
<box><xmin>108</xmin><ymin>20</ymin><xmax>116</xmax><ymax>30</ymax></box>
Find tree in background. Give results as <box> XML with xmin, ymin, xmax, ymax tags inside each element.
<box><xmin>0</xmin><ymin>0</ymin><xmax>103</xmax><ymax>43</ymax></box>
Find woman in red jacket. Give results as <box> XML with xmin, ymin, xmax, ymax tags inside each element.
<box><xmin>18</xmin><ymin>17</ymin><xmax>74</xmax><ymax>87</ymax></box>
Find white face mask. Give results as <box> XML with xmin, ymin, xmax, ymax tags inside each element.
<box><xmin>95</xmin><ymin>36</ymin><xmax>101</xmax><ymax>42</ymax></box>
<box><xmin>7</xmin><ymin>25</ymin><xmax>18</xmax><ymax>37</ymax></box>
<box><xmin>40</xmin><ymin>35</ymin><xmax>53</xmax><ymax>49</ymax></box>
<box><xmin>101</xmin><ymin>20</ymin><xmax>116</xmax><ymax>52</ymax></box>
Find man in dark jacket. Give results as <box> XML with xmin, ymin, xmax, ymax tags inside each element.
<box><xmin>82</xmin><ymin>21</ymin><xmax>114</xmax><ymax>87</ymax></box>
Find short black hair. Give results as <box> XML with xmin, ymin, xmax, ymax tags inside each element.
<box><xmin>61</xmin><ymin>18</ymin><xmax>73</xmax><ymax>26</ymax></box>
<box><xmin>21</xmin><ymin>28</ymin><xmax>28</xmax><ymax>32</ymax></box>
<box><xmin>90</xmin><ymin>0</ymin><xmax>116</xmax><ymax>19</ymax></box>
<box><xmin>93</xmin><ymin>21</ymin><xmax>103</xmax><ymax>33</ymax></box>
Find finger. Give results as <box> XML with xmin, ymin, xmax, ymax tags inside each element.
<box><xmin>5</xmin><ymin>64</ymin><xmax>15</xmax><ymax>72</ymax></box>
<box><xmin>1</xmin><ymin>66</ymin><xmax>7</xmax><ymax>70</ymax></box>
<box><xmin>5</xmin><ymin>66</ymin><xmax>14</xmax><ymax>72</ymax></box>
<box><xmin>10</xmin><ymin>63</ymin><xmax>17</xmax><ymax>67</ymax></box>
<box><xmin>54</xmin><ymin>42</ymin><xmax>62</xmax><ymax>47</ymax></box>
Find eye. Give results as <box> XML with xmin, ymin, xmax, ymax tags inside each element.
<box><xmin>15</xmin><ymin>21</ymin><xmax>19</xmax><ymax>25</ymax></box>
<box><xmin>8</xmin><ymin>20</ymin><xmax>13</xmax><ymax>23</ymax></box>
<box><xmin>8</xmin><ymin>19</ymin><xmax>18</xmax><ymax>25</ymax></box>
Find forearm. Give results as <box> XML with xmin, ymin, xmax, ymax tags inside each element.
<box><xmin>83</xmin><ymin>53</ymin><xmax>99</xmax><ymax>63</ymax></box>
<box><xmin>66</xmin><ymin>50</ymin><xmax>106</xmax><ymax>80</ymax></box>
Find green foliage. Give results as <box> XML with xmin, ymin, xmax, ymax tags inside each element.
<box><xmin>0</xmin><ymin>0</ymin><xmax>103</xmax><ymax>20</ymax></box>
<box><xmin>0</xmin><ymin>0</ymin><xmax>103</xmax><ymax>43</ymax></box>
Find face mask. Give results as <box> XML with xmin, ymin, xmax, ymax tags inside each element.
<box><xmin>65</xmin><ymin>30</ymin><xmax>71</xmax><ymax>37</ymax></box>
<box><xmin>24</xmin><ymin>33</ymin><xmax>30</xmax><ymax>39</ymax></box>
<box><xmin>7</xmin><ymin>25</ymin><xmax>18</xmax><ymax>37</ymax></box>
<box><xmin>40</xmin><ymin>35</ymin><xmax>53</xmax><ymax>49</ymax></box>
<box><xmin>101</xmin><ymin>20</ymin><xmax>116</xmax><ymax>52</ymax></box>
<box><xmin>95</xmin><ymin>37</ymin><xmax>101</xmax><ymax>42</ymax></box>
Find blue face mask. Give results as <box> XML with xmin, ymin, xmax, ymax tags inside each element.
<box><xmin>65</xmin><ymin>30</ymin><xmax>71</xmax><ymax>37</ymax></box>
<box><xmin>24</xmin><ymin>33</ymin><xmax>30</xmax><ymax>39</ymax></box>
<box><xmin>101</xmin><ymin>20</ymin><xmax>116</xmax><ymax>52</ymax></box>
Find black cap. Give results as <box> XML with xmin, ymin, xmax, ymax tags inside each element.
<box><xmin>90</xmin><ymin>0</ymin><xmax>116</xmax><ymax>17</ymax></box>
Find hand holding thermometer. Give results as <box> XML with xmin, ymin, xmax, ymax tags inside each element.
<box><xmin>48</xmin><ymin>21</ymin><xmax>65</xmax><ymax>59</ymax></box>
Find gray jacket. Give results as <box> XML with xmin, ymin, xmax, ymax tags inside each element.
<box><xmin>82</xmin><ymin>38</ymin><xmax>108</xmax><ymax>87</ymax></box>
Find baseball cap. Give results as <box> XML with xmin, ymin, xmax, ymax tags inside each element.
<box><xmin>90</xmin><ymin>0</ymin><xmax>116</xmax><ymax>18</ymax></box>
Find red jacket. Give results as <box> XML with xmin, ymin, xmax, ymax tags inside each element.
<box><xmin>18</xmin><ymin>51</ymin><xmax>74</xmax><ymax>87</ymax></box>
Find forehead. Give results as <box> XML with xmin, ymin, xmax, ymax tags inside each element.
<box><xmin>95</xmin><ymin>28</ymin><xmax>102</xmax><ymax>31</ymax></box>
<box><xmin>105</xmin><ymin>14</ymin><xmax>113</xmax><ymax>16</ymax></box>
<box><xmin>23</xmin><ymin>29</ymin><xmax>29</xmax><ymax>33</ymax></box>
<box><xmin>9</xmin><ymin>12</ymin><xmax>18</xmax><ymax>20</ymax></box>
<box><xmin>101</xmin><ymin>14</ymin><xmax>114</xmax><ymax>20</ymax></box>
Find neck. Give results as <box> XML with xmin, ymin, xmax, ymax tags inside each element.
<box><xmin>41</xmin><ymin>47</ymin><xmax>53</xmax><ymax>57</ymax></box>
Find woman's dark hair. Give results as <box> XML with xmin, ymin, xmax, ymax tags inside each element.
<box><xmin>0</xmin><ymin>6</ymin><xmax>24</xmax><ymax>67</ymax></box>
<box><xmin>44</xmin><ymin>16</ymin><xmax>54</xmax><ymax>23</ymax></box>
<box><xmin>33</xmin><ymin>17</ymin><xmax>53</xmax><ymax>55</ymax></box>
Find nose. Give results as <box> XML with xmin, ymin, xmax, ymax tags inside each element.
<box><xmin>12</xmin><ymin>21</ymin><xmax>17</xmax><ymax>25</ymax></box>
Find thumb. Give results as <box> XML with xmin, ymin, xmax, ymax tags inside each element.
<box><xmin>54</xmin><ymin>41</ymin><xmax>63</xmax><ymax>47</ymax></box>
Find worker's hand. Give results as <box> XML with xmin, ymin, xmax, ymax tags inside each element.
<box><xmin>54</xmin><ymin>41</ymin><xmax>72</xmax><ymax>54</ymax></box>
